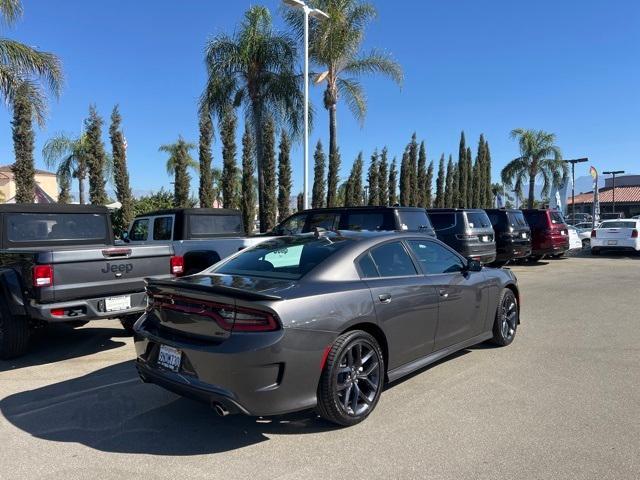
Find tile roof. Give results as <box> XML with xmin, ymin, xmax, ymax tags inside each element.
<box><xmin>568</xmin><ymin>186</ymin><xmax>640</xmax><ymax>205</ymax></box>
<box><xmin>0</xmin><ymin>164</ymin><xmax>56</xmax><ymax>176</ymax></box>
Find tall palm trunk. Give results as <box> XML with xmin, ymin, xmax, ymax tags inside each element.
<box><xmin>327</xmin><ymin>103</ymin><xmax>338</xmax><ymax>207</ymax></box>
<box><xmin>527</xmin><ymin>163</ymin><xmax>536</xmax><ymax>209</ymax></box>
<box><xmin>78</xmin><ymin>170</ymin><xmax>85</xmax><ymax>204</ymax></box>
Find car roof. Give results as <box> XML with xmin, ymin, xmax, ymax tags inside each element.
<box><xmin>0</xmin><ymin>203</ymin><xmax>109</xmax><ymax>214</ymax></box>
<box><xmin>291</xmin><ymin>206</ymin><xmax>425</xmax><ymax>214</ymax></box>
<box><xmin>135</xmin><ymin>208</ymin><xmax>240</xmax><ymax>218</ymax></box>
<box><xmin>426</xmin><ymin>208</ymin><xmax>486</xmax><ymax>213</ymax></box>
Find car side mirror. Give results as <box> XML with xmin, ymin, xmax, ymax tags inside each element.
<box><xmin>121</xmin><ymin>231</ymin><xmax>130</xmax><ymax>243</ymax></box>
<box><xmin>465</xmin><ymin>258</ymin><xmax>482</xmax><ymax>272</ymax></box>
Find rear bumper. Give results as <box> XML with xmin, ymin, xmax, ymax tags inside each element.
<box><xmin>459</xmin><ymin>244</ymin><xmax>496</xmax><ymax>264</ymax></box>
<box><xmin>495</xmin><ymin>242</ymin><xmax>532</xmax><ymax>262</ymax></box>
<box><xmin>133</xmin><ymin>318</ymin><xmax>334</xmax><ymax>416</ymax></box>
<box><xmin>28</xmin><ymin>291</ymin><xmax>147</xmax><ymax>323</ymax></box>
<box><xmin>591</xmin><ymin>238</ymin><xmax>640</xmax><ymax>251</ymax></box>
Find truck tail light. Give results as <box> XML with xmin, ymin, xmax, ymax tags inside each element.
<box><xmin>632</xmin><ymin>229</ymin><xmax>638</xmax><ymax>238</ymax></box>
<box><xmin>591</xmin><ymin>229</ymin><xmax>596</xmax><ymax>238</ymax></box>
<box><xmin>33</xmin><ymin>265</ymin><xmax>53</xmax><ymax>287</ymax></box>
<box><xmin>170</xmin><ymin>256</ymin><xmax>184</xmax><ymax>276</ymax></box>
<box><xmin>50</xmin><ymin>308</ymin><xmax>65</xmax><ymax>317</ymax></box>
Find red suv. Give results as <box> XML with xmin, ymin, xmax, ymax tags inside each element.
<box><xmin>521</xmin><ymin>209</ymin><xmax>569</xmax><ymax>261</ymax></box>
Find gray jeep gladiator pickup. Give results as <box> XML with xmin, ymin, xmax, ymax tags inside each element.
<box><xmin>0</xmin><ymin>203</ymin><xmax>176</xmax><ymax>358</ymax></box>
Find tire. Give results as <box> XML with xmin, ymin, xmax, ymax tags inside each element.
<box><xmin>316</xmin><ymin>330</ymin><xmax>385</xmax><ymax>427</ymax></box>
<box><xmin>120</xmin><ymin>314</ymin><xmax>140</xmax><ymax>335</ymax></box>
<box><xmin>591</xmin><ymin>248</ymin><xmax>601</xmax><ymax>256</ymax></box>
<box><xmin>0</xmin><ymin>311</ymin><xmax>30</xmax><ymax>359</ymax></box>
<box><xmin>491</xmin><ymin>288</ymin><xmax>519</xmax><ymax>347</ymax></box>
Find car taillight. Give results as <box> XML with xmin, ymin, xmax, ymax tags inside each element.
<box><xmin>33</xmin><ymin>265</ymin><xmax>53</xmax><ymax>287</ymax></box>
<box><xmin>632</xmin><ymin>229</ymin><xmax>638</xmax><ymax>238</ymax></box>
<box><xmin>150</xmin><ymin>294</ymin><xmax>279</xmax><ymax>332</ymax></box>
<box><xmin>170</xmin><ymin>256</ymin><xmax>184</xmax><ymax>276</ymax></box>
<box><xmin>50</xmin><ymin>308</ymin><xmax>65</xmax><ymax>317</ymax></box>
<box><xmin>591</xmin><ymin>229</ymin><xmax>596</xmax><ymax>238</ymax></box>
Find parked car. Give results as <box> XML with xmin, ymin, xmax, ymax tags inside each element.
<box><xmin>271</xmin><ymin>206</ymin><xmax>436</xmax><ymax>238</ymax></box>
<box><xmin>564</xmin><ymin>213</ymin><xmax>592</xmax><ymax>225</ymax></box>
<box><xmin>484</xmin><ymin>209</ymin><xmax>532</xmax><ymax>265</ymax></box>
<box><xmin>426</xmin><ymin>208</ymin><xmax>496</xmax><ymax>264</ymax></box>
<box><xmin>134</xmin><ymin>230</ymin><xmax>520</xmax><ymax>426</ymax></box>
<box><xmin>590</xmin><ymin>219</ymin><xmax>640</xmax><ymax>255</ymax></box>
<box><xmin>572</xmin><ymin>223</ymin><xmax>595</xmax><ymax>249</ymax></box>
<box><xmin>521</xmin><ymin>209</ymin><xmax>569</xmax><ymax>261</ymax></box>
<box><xmin>124</xmin><ymin>208</ymin><xmax>273</xmax><ymax>275</ymax></box>
<box><xmin>567</xmin><ymin>226</ymin><xmax>582</xmax><ymax>250</ymax></box>
<box><xmin>0</xmin><ymin>204</ymin><xmax>177</xmax><ymax>358</ymax></box>
<box><xmin>573</xmin><ymin>221</ymin><xmax>600</xmax><ymax>231</ymax></box>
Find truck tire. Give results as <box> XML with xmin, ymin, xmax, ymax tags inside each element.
<box><xmin>0</xmin><ymin>311</ymin><xmax>30</xmax><ymax>359</ymax></box>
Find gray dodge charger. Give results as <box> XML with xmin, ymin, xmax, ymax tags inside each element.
<box><xmin>134</xmin><ymin>230</ymin><xmax>520</xmax><ymax>426</ymax></box>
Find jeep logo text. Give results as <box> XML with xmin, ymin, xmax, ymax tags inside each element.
<box><xmin>101</xmin><ymin>263</ymin><xmax>133</xmax><ymax>274</ymax></box>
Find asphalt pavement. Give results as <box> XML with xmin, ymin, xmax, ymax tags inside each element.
<box><xmin>1</xmin><ymin>252</ymin><xmax>638</xmax><ymax>480</ymax></box>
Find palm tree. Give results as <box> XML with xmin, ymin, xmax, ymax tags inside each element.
<box><xmin>201</xmin><ymin>6</ymin><xmax>304</xmax><ymax>232</ymax></box>
<box><xmin>43</xmin><ymin>133</ymin><xmax>88</xmax><ymax>204</ymax></box>
<box><xmin>501</xmin><ymin>129</ymin><xmax>567</xmax><ymax>209</ymax></box>
<box><xmin>160</xmin><ymin>138</ymin><xmax>198</xmax><ymax>177</ymax></box>
<box><xmin>160</xmin><ymin>137</ymin><xmax>197</xmax><ymax>208</ymax></box>
<box><xmin>284</xmin><ymin>0</ymin><xmax>402</xmax><ymax>167</ymax></box>
<box><xmin>0</xmin><ymin>0</ymin><xmax>63</xmax><ymax>125</ymax></box>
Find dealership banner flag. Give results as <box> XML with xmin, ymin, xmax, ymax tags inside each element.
<box><xmin>590</xmin><ymin>166</ymin><xmax>600</xmax><ymax>227</ymax></box>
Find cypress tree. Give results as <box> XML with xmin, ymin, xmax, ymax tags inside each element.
<box><xmin>399</xmin><ymin>149</ymin><xmax>411</xmax><ymax>206</ymax></box>
<box><xmin>277</xmin><ymin>132</ymin><xmax>292</xmax><ymax>221</ymax></box>
<box><xmin>262</xmin><ymin>118</ymin><xmax>277</xmax><ymax>231</ymax></box>
<box><xmin>472</xmin><ymin>154</ymin><xmax>481</xmax><ymax>208</ymax></box>
<box><xmin>11</xmin><ymin>83</ymin><xmax>35</xmax><ymax>203</ymax></box>
<box><xmin>425</xmin><ymin>160</ymin><xmax>434</xmax><ymax>208</ymax></box>
<box><xmin>435</xmin><ymin>154</ymin><xmax>446</xmax><ymax>208</ymax></box>
<box><xmin>109</xmin><ymin>105</ymin><xmax>133</xmax><ymax>226</ymax></box>
<box><xmin>378</xmin><ymin>147</ymin><xmax>389</xmax><ymax>206</ymax></box>
<box><xmin>444</xmin><ymin>154</ymin><xmax>454</xmax><ymax>207</ymax></box>
<box><xmin>326</xmin><ymin>145</ymin><xmax>341</xmax><ymax>207</ymax></box>
<box><xmin>417</xmin><ymin>141</ymin><xmax>427</xmax><ymax>207</ymax></box>
<box><xmin>221</xmin><ymin>110</ymin><xmax>238</xmax><ymax>209</ymax></box>
<box><xmin>312</xmin><ymin>140</ymin><xmax>326</xmax><ymax>208</ymax></box>
<box><xmin>85</xmin><ymin>105</ymin><xmax>108</xmax><ymax>205</ymax></box>
<box><xmin>346</xmin><ymin>153</ymin><xmax>364</xmax><ymax>206</ymax></box>
<box><xmin>198</xmin><ymin>109</ymin><xmax>215</xmax><ymax>208</ymax></box>
<box><xmin>474</xmin><ymin>134</ymin><xmax>486</xmax><ymax>207</ymax></box>
<box><xmin>241</xmin><ymin>127</ymin><xmax>256</xmax><ymax>234</ymax></box>
<box><xmin>343</xmin><ymin>177</ymin><xmax>352</xmax><ymax>207</ymax></box>
<box><xmin>367</xmin><ymin>149</ymin><xmax>379</xmax><ymax>206</ymax></box>
<box><xmin>57</xmin><ymin>168</ymin><xmax>71</xmax><ymax>204</ymax></box>
<box><xmin>484</xmin><ymin>140</ymin><xmax>493</xmax><ymax>208</ymax></box>
<box><xmin>466</xmin><ymin>146</ymin><xmax>473</xmax><ymax>208</ymax></box>
<box><xmin>409</xmin><ymin>133</ymin><xmax>418</xmax><ymax>206</ymax></box>
<box><xmin>297</xmin><ymin>192</ymin><xmax>304</xmax><ymax>211</ymax></box>
<box><xmin>458</xmin><ymin>131</ymin><xmax>467</xmax><ymax>208</ymax></box>
<box><xmin>451</xmin><ymin>160</ymin><xmax>460</xmax><ymax>208</ymax></box>
<box><xmin>388</xmin><ymin>157</ymin><xmax>398</xmax><ymax>206</ymax></box>
<box><xmin>174</xmin><ymin>138</ymin><xmax>192</xmax><ymax>207</ymax></box>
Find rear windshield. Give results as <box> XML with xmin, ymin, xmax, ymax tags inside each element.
<box><xmin>465</xmin><ymin>212</ymin><xmax>491</xmax><ymax>229</ymax></box>
<box><xmin>523</xmin><ymin>211</ymin><xmax>547</xmax><ymax>228</ymax></box>
<box><xmin>212</xmin><ymin>235</ymin><xmax>350</xmax><ymax>279</ymax></box>
<box><xmin>188</xmin><ymin>214</ymin><xmax>244</xmax><ymax>237</ymax></box>
<box><xmin>507</xmin><ymin>211</ymin><xmax>528</xmax><ymax>228</ymax></box>
<box><xmin>5</xmin><ymin>213</ymin><xmax>108</xmax><ymax>244</ymax></box>
<box><xmin>550</xmin><ymin>211</ymin><xmax>565</xmax><ymax>225</ymax></box>
<box><xmin>429</xmin><ymin>212</ymin><xmax>456</xmax><ymax>230</ymax></box>
<box><xmin>599</xmin><ymin>221</ymin><xmax>636</xmax><ymax>229</ymax></box>
<box><xmin>397</xmin><ymin>211</ymin><xmax>432</xmax><ymax>231</ymax></box>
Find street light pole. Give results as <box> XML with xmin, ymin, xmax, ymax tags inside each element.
<box><xmin>603</xmin><ymin>170</ymin><xmax>625</xmax><ymax>215</ymax></box>
<box><xmin>563</xmin><ymin>157</ymin><xmax>588</xmax><ymax>222</ymax></box>
<box><xmin>282</xmin><ymin>0</ymin><xmax>329</xmax><ymax>210</ymax></box>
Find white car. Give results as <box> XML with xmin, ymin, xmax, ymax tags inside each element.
<box><xmin>591</xmin><ymin>219</ymin><xmax>640</xmax><ymax>255</ymax></box>
<box><xmin>567</xmin><ymin>226</ymin><xmax>583</xmax><ymax>250</ymax></box>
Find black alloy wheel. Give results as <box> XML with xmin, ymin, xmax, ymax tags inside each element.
<box><xmin>491</xmin><ymin>288</ymin><xmax>518</xmax><ymax>346</ymax></box>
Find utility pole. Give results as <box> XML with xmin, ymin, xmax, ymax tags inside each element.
<box><xmin>603</xmin><ymin>170</ymin><xmax>625</xmax><ymax>215</ymax></box>
<box><xmin>563</xmin><ymin>158</ymin><xmax>588</xmax><ymax>222</ymax></box>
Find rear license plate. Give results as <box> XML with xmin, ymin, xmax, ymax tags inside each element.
<box><xmin>482</xmin><ymin>235</ymin><xmax>489</xmax><ymax>242</ymax></box>
<box><xmin>608</xmin><ymin>240</ymin><xmax>618</xmax><ymax>245</ymax></box>
<box><xmin>104</xmin><ymin>295</ymin><xmax>131</xmax><ymax>312</ymax></box>
<box><xmin>158</xmin><ymin>345</ymin><xmax>182</xmax><ymax>372</ymax></box>
<box><xmin>522</xmin><ymin>232</ymin><xmax>527</xmax><ymax>239</ymax></box>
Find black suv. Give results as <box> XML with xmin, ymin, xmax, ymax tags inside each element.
<box><xmin>271</xmin><ymin>206</ymin><xmax>436</xmax><ymax>237</ymax></box>
<box><xmin>426</xmin><ymin>208</ymin><xmax>496</xmax><ymax>263</ymax></box>
<box><xmin>484</xmin><ymin>209</ymin><xmax>532</xmax><ymax>264</ymax></box>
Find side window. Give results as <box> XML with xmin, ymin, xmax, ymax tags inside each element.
<box><xmin>153</xmin><ymin>216</ymin><xmax>173</xmax><ymax>241</ymax></box>
<box><xmin>345</xmin><ymin>213</ymin><xmax>385</xmax><ymax>231</ymax></box>
<box><xmin>357</xmin><ymin>253</ymin><xmax>379</xmax><ymax>278</ymax></box>
<box><xmin>429</xmin><ymin>213</ymin><xmax>456</xmax><ymax>230</ymax></box>
<box><xmin>369</xmin><ymin>242</ymin><xmax>417</xmax><ymax>278</ymax></box>
<box><xmin>129</xmin><ymin>219</ymin><xmax>149</xmax><ymax>241</ymax></box>
<box><xmin>277</xmin><ymin>214</ymin><xmax>306</xmax><ymax>235</ymax></box>
<box><xmin>407</xmin><ymin>240</ymin><xmax>464</xmax><ymax>274</ymax></box>
<box><xmin>306</xmin><ymin>213</ymin><xmax>339</xmax><ymax>232</ymax></box>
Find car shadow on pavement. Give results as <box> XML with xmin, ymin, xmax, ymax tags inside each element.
<box><xmin>0</xmin><ymin>324</ymin><xmax>128</xmax><ymax>373</ymax></box>
<box><xmin>0</xmin><ymin>360</ymin><xmax>337</xmax><ymax>455</ymax></box>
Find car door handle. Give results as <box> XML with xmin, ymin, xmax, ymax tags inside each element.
<box><xmin>438</xmin><ymin>289</ymin><xmax>449</xmax><ymax>298</ymax></box>
<box><xmin>378</xmin><ymin>293</ymin><xmax>392</xmax><ymax>304</ymax></box>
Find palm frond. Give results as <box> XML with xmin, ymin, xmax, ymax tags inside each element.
<box><xmin>0</xmin><ymin>38</ymin><xmax>63</xmax><ymax>97</ymax></box>
<box><xmin>337</xmin><ymin>77</ymin><xmax>366</xmax><ymax>125</ymax></box>
<box><xmin>341</xmin><ymin>49</ymin><xmax>403</xmax><ymax>85</ymax></box>
<box><xmin>0</xmin><ymin>0</ymin><xmax>22</xmax><ymax>26</ymax></box>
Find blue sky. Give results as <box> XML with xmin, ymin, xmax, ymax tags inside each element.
<box><xmin>0</xmin><ymin>0</ymin><xmax>638</xmax><ymax>198</ymax></box>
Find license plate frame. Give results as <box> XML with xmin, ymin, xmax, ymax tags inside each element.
<box><xmin>157</xmin><ymin>345</ymin><xmax>182</xmax><ymax>372</ymax></box>
<box><xmin>104</xmin><ymin>295</ymin><xmax>131</xmax><ymax>312</ymax></box>
<box><xmin>607</xmin><ymin>240</ymin><xmax>618</xmax><ymax>245</ymax></box>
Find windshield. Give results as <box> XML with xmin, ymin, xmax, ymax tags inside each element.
<box><xmin>212</xmin><ymin>235</ymin><xmax>351</xmax><ymax>279</ymax></box>
<box><xmin>599</xmin><ymin>221</ymin><xmax>636</xmax><ymax>229</ymax></box>
<box><xmin>6</xmin><ymin>213</ymin><xmax>108</xmax><ymax>244</ymax></box>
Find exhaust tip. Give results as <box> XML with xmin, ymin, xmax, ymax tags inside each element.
<box><xmin>213</xmin><ymin>402</ymin><xmax>229</xmax><ymax>417</ymax></box>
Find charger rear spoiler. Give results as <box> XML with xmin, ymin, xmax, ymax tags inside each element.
<box><xmin>145</xmin><ymin>278</ymin><xmax>283</xmax><ymax>301</ymax></box>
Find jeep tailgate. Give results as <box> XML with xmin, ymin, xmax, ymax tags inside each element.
<box><xmin>38</xmin><ymin>245</ymin><xmax>174</xmax><ymax>303</ymax></box>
